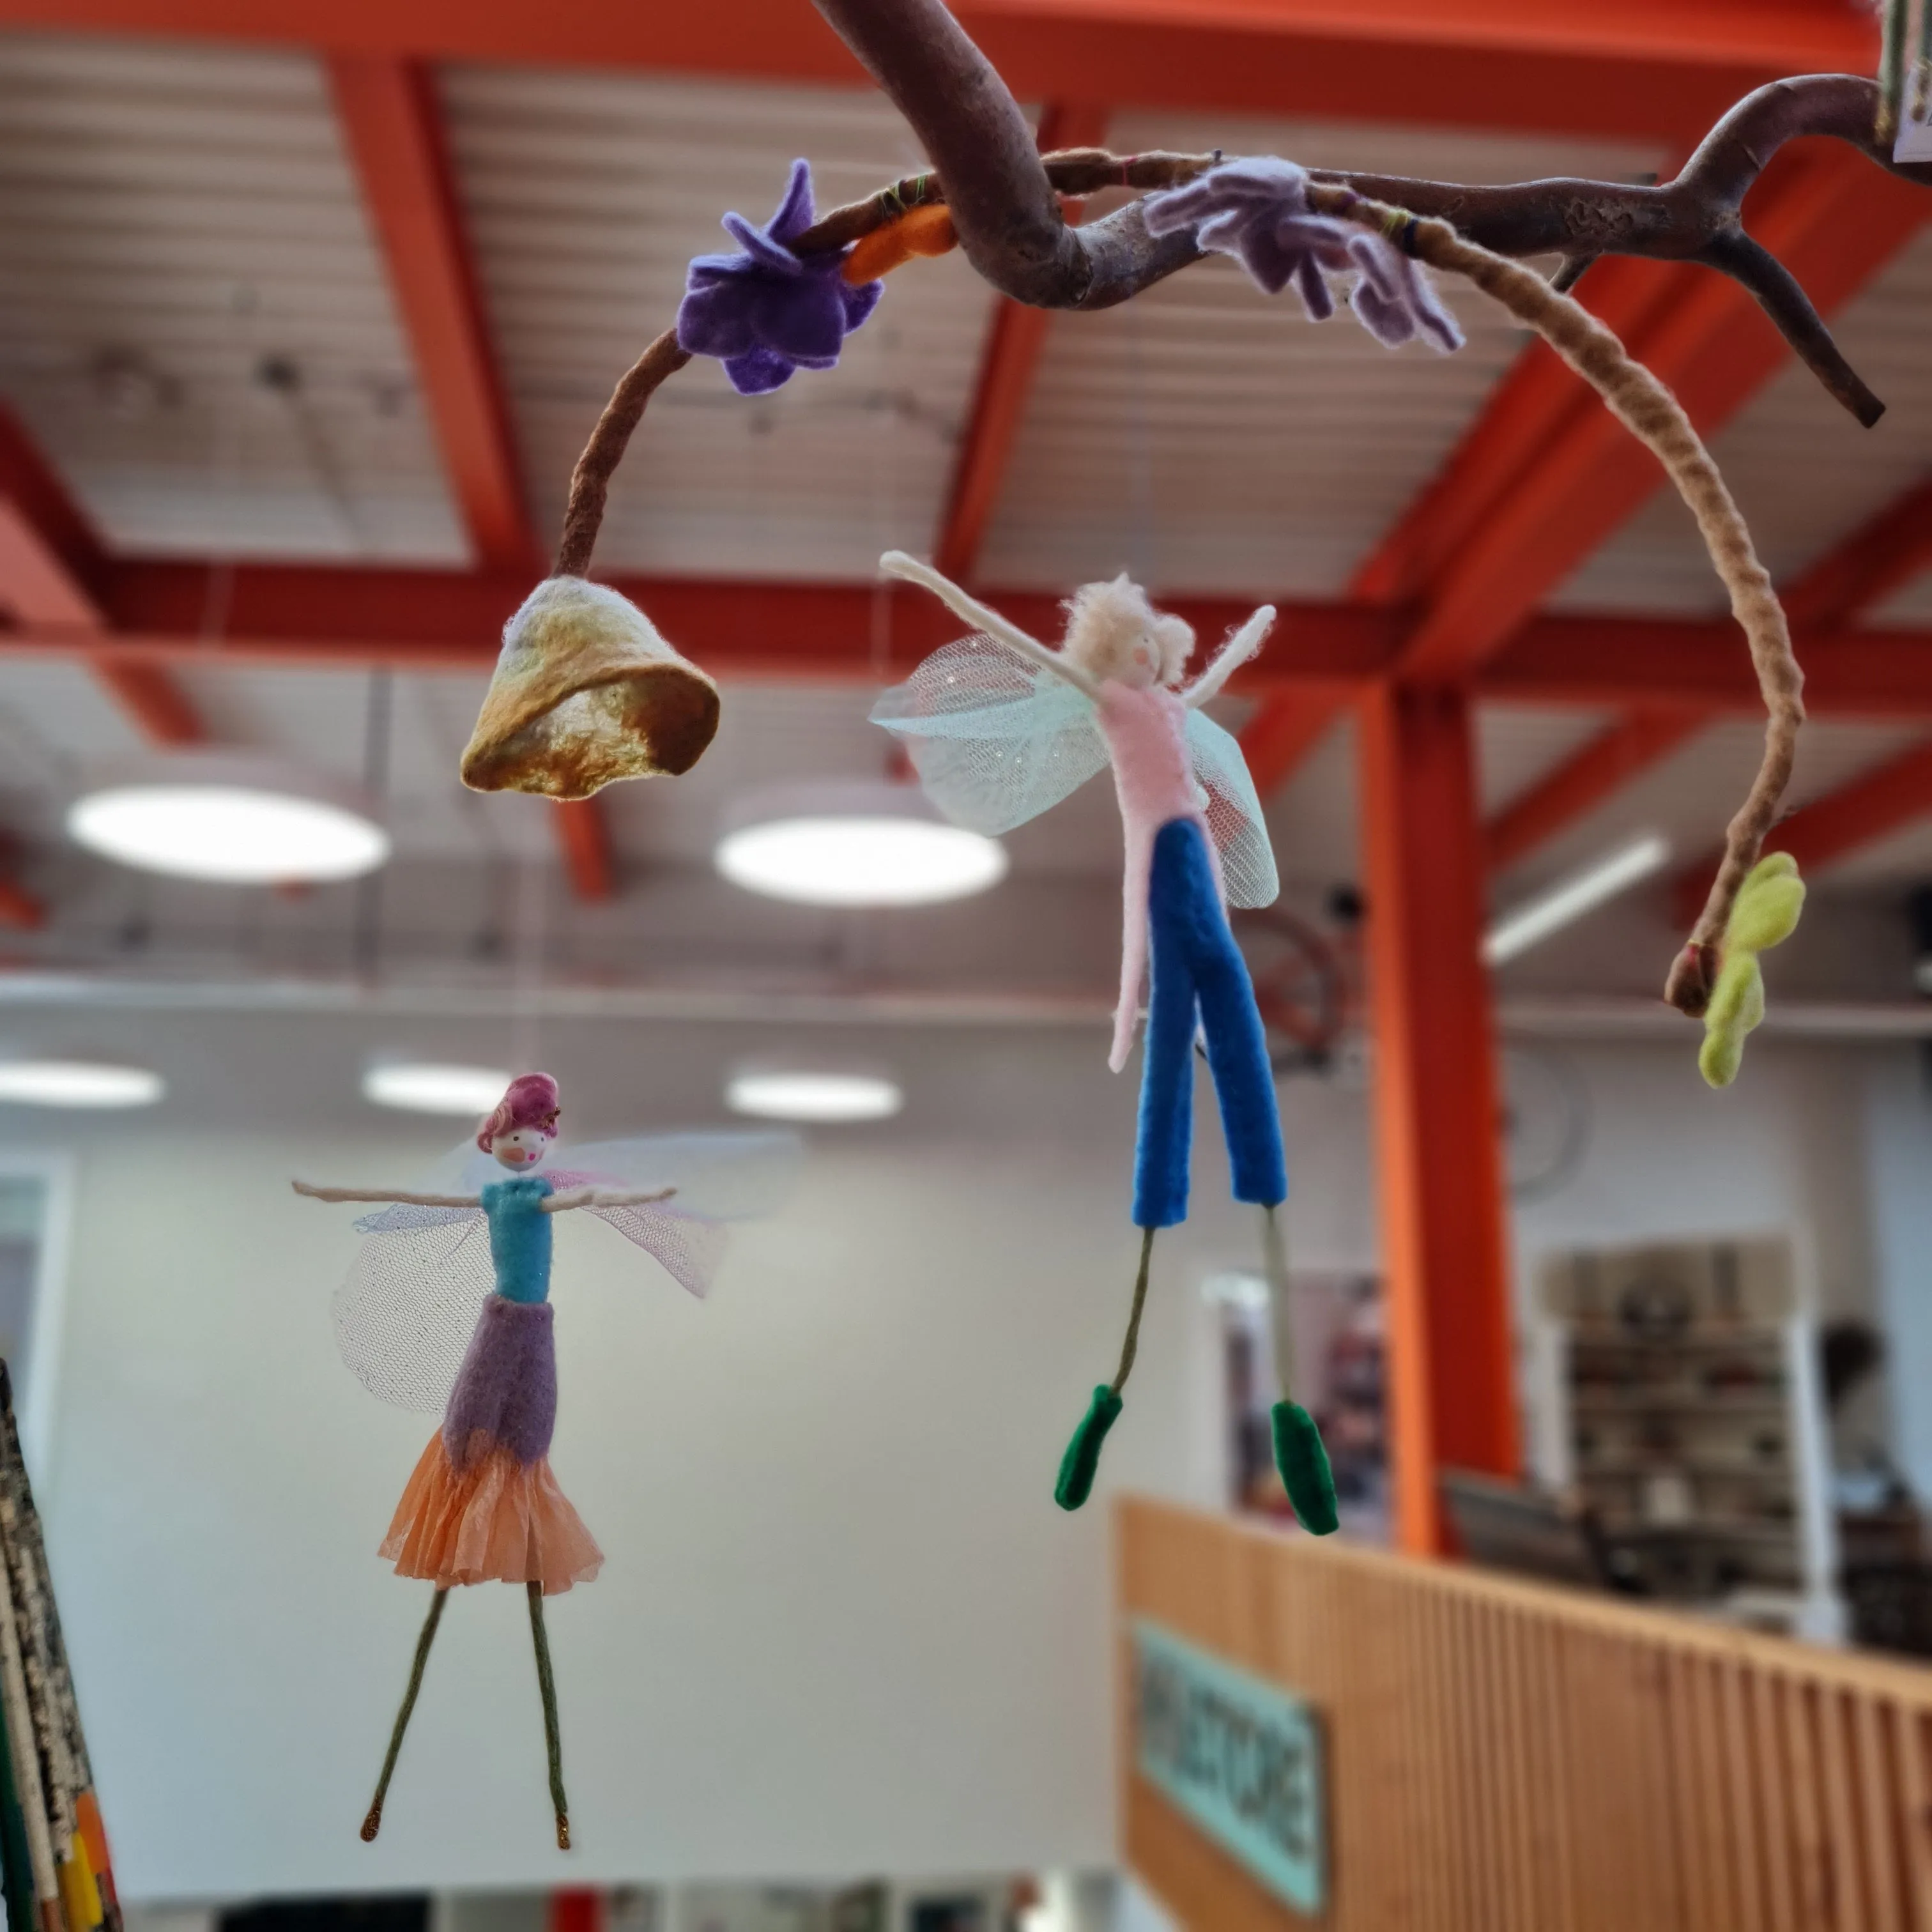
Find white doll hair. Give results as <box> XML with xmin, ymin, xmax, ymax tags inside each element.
<box><xmin>1060</xmin><ymin>575</ymin><xmax>1196</xmax><ymax>685</ymax></box>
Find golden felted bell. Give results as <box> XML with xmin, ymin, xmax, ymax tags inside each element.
<box><xmin>461</xmin><ymin>576</ymin><xmax>721</xmax><ymax>799</ymax></box>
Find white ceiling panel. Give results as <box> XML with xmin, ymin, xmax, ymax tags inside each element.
<box><xmin>0</xmin><ymin>30</ymin><xmax>464</xmax><ymax>564</ymax></box>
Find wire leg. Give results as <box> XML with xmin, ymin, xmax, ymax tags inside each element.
<box><xmin>1110</xmin><ymin>1225</ymin><xmax>1158</xmax><ymax>1397</ymax></box>
<box><xmin>362</xmin><ymin>1587</ymin><xmax>448</xmax><ymax>1842</ymax></box>
<box><xmin>526</xmin><ymin>1581</ymin><xmax>571</xmax><ymax>1849</ymax></box>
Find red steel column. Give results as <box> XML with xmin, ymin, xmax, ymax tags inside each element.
<box><xmin>1358</xmin><ymin>680</ymin><xmax>1519</xmax><ymax>1553</ymax></box>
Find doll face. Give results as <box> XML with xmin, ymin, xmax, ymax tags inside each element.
<box><xmin>490</xmin><ymin>1126</ymin><xmax>551</xmax><ymax>1169</ymax></box>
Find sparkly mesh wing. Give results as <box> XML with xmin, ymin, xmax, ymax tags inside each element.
<box><xmin>870</xmin><ymin>634</ymin><xmax>1108</xmax><ymax>834</ymax></box>
<box><xmin>1186</xmin><ymin>709</ymin><xmax>1280</xmax><ymax>908</ymax></box>
<box><xmin>332</xmin><ymin>1214</ymin><xmax>494</xmax><ymax>1414</ymax></box>
<box><xmin>331</xmin><ymin>1131</ymin><xmax>800</xmax><ymax>1409</ymax></box>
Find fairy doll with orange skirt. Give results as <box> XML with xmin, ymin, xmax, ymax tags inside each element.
<box><xmin>295</xmin><ymin>1073</ymin><xmax>794</xmax><ymax>1847</ymax></box>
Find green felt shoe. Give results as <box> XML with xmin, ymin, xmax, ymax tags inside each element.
<box><xmin>1054</xmin><ymin>1385</ymin><xmax>1124</xmax><ymax>1511</ymax></box>
<box><xmin>1271</xmin><ymin>1400</ymin><xmax>1339</xmax><ymax>1535</ymax></box>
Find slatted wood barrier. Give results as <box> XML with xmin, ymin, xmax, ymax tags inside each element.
<box><xmin>1118</xmin><ymin>1498</ymin><xmax>1932</xmax><ymax>1931</ymax></box>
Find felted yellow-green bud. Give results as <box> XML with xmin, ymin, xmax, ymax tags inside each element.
<box><xmin>1699</xmin><ymin>853</ymin><xmax>1804</xmax><ymax>1089</ymax></box>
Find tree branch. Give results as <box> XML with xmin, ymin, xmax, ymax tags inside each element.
<box><xmin>807</xmin><ymin>0</ymin><xmax>1930</xmax><ymax>415</ymax></box>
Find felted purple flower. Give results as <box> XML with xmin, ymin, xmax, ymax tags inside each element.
<box><xmin>1144</xmin><ymin>156</ymin><xmax>1463</xmax><ymax>353</ymax></box>
<box><xmin>677</xmin><ymin>159</ymin><xmax>884</xmax><ymax>395</ymax></box>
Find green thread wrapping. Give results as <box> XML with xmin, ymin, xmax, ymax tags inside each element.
<box><xmin>526</xmin><ymin>1583</ymin><xmax>570</xmax><ymax>1846</ymax></box>
<box><xmin>362</xmin><ymin>1587</ymin><xmax>448</xmax><ymax>1841</ymax></box>
<box><xmin>1055</xmin><ymin>1386</ymin><xmax>1124</xmax><ymax>1512</ymax></box>
<box><xmin>1271</xmin><ymin>1402</ymin><xmax>1340</xmax><ymax>1536</ymax></box>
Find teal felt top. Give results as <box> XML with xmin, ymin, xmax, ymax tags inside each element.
<box><xmin>482</xmin><ymin>1174</ymin><xmax>555</xmax><ymax>1304</ymax></box>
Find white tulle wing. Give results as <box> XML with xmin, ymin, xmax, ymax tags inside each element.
<box><xmin>332</xmin><ymin>1214</ymin><xmax>494</xmax><ymax>1415</ymax></box>
<box><xmin>1186</xmin><ymin>709</ymin><xmax>1280</xmax><ymax>909</ymax></box>
<box><xmin>870</xmin><ymin>633</ymin><xmax>1108</xmax><ymax>834</ymax></box>
<box><xmin>330</xmin><ymin>1131</ymin><xmax>800</xmax><ymax>1406</ymax></box>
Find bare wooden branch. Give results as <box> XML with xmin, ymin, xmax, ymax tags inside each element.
<box><xmin>809</xmin><ymin>0</ymin><xmax>1929</xmax><ymax>415</ymax></box>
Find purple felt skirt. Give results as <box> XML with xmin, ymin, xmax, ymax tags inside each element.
<box><xmin>379</xmin><ymin>1296</ymin><xmax>602</xmax><ymax>1594</ymax></box>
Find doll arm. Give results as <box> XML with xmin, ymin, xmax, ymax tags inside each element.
<box><xmin>879</xmin><ymin>551</ymin><xmax>1103</xmax><ymax>700</ymax></box>
<box><xmin>540</xmin><ymin>1185</ymin><xmax>678</xmax><ymax>1215</ymax></box>
<box><xmin>1183</xmin><ymin>605</ymin><xmax>1276</xmax><ymax>709</ymax></box>
<box><xmin>291</xmin><ymin>1181</ymin><xmax>481</xmax><ymax>1208</ymax></box>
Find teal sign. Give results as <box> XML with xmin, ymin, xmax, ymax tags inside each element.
<box><xmin>1131</xmin><ymin>1619</ymin><xmax>1326</xmax><ymax>1915</ymax></box>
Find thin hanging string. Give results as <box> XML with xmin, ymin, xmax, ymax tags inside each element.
<box><xmin>509</xmin><ymin>816</ymin><xmax>548</xmax><ymax>1072</ymax></box>
<box><xmin>1124</xmin><ymin>298</ymin><xmax>1155</xmax><ymax>586</ymax></box>
<box><xmin>353</xmin><ymin>667</ymin><xmax>393</xmax><ymax>985</ymax></box>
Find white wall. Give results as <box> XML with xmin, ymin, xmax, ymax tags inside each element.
<box><xmin>24</xmin><ymin>1009</ymin><xmax>1330</xmax><ymax>1901</ymax></box>
<box><xmin>12</xmin><ymin>1007</ymin><xmax>1902</xmax><ymax>1903</ymax></box>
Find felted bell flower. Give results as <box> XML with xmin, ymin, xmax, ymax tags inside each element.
<box><xmin>1144</xmin><ymin>155</ymin><xmax>1464</xmax><ymax>353</ymax></box>
<box><xmin>677</xmin><ymin>159</ymin><xmax>884</xmax><ymax>395</ymax></box>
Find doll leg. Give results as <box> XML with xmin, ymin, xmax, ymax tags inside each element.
<box><xmin>361</xmin><ymin>1586</ymin><xmax>448</xmax><ymax>1841</ymax></box>
<box><xmin>1130</xmin><ymin>822</ymin><xmax>1209</xmax><ymax>1230</ymax></box>
<box><xmin>1058</xmin><ymin>832</ymin><xmax>1204</xmax><ymax>1512</ymax></box>
<box><xmin>526</xmin><ymin>1583</ymin><xmax>571</xmax><ymax>1849</ymax></box>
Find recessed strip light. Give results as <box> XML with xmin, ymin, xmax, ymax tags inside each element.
<box><xmin>0</xmin><ymin>1061</ymin><xmax>164</xmax><ymax>1108</ymax></box>
<box><xmin>726</xmin><ymin>1068</ymin><xmax>904</xmax><ymax>1123</ymax></box>
<box><xmin>363</xmin><ymin>1062</ymin><xmax>513</xmax><ymax>1116</ymax></box>
<box><xmin>1483</xmin><ymin>834</ymin><xmax>1671</xmax><ymax>967</ymax></box>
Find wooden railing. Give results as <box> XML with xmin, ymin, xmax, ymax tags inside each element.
<box><xmin>1118</xmin><ymin>1498</ymin><xmax>1932</xmax><ymax>1931</ymax></box>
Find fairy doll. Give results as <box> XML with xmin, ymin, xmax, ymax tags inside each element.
<box><xmin>294</xmin><ymin>1073</ymin><xmax>795</xmax><ymax>1848</ymax></box>
<box><xmin>871</xmin><ymin>552</ymin><xmax>1335</xmax><ymax>1533</ymax></box>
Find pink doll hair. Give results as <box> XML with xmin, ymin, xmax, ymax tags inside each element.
<box><xmin>477</xmin><ymin>1073</ymin><xmax>562</xmax><ymax>1152</ymax></box>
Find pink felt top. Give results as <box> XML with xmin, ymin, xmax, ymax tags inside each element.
<box><xmin>1096</xmin><ymin>682</ymin><xmax>1218</xmax><ymax>1071</ymax></box>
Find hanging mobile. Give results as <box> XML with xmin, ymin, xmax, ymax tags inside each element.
<box><xmin>870</xmin><ymin>555</ymin><xmax>1337</xmax><ymax>1531</ymax></box>
<box><xmin>295</xmin><ymin>1073</ymin><xmax>797</xmax><ymax>1846</ymax></box>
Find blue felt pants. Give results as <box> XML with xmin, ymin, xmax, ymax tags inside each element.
<box><xmin>1133</xmin><ymin>818</ymin><xmax>1288</xmax><ymax>1229</ymax></box>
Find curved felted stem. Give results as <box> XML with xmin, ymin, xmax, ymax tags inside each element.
<box><xmin>553</xmin><ymin>329</ymin><xmax>692</xmax><ymax>579</ymax></box>
<box><xmin>1297</xmin><ymin>185</ymin><xmax>1801</xmax><ymax>1018</ymax></box>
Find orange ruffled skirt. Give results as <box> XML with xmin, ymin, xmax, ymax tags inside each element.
<box><xmin>380</xmin><ymin>1430</ymin><xmax>603</xmax><ymax>1597</ymax></box>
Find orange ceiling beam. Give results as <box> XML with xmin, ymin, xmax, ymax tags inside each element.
<box><xmin>934</xmin><ymin>99</ymin><xmax>1110</xmax><ymax>583</ymax></box>
<box><xmin>551</xmin><ymin>799</ymin><xmax>616</xmax><ymax>902</ymax></box>
<box><xmin>328</xmin><ymin>56</ymin><xmax>618</xmax><ymax>896</ymax></box>
<box><xmin>1238</xmin><ymin>691</ymin><xmax>1349</xmax><ymax>794</ymax></box>
<box><xmin>1782</xmin><ymin>471</ymin><xmax>1932</xmax><ymax>634</ymax></box>
<box><xmin>1483</xmin><ymin>707</ymin><xmax>1704</xmax><ymax>873</ymax></box>
<box><xmin>1399</xmin><ymin>145</ymin><xmax>1930</xmax><ymax>682</ymax></box>
<box><xmin>0</xmin><ymin>403</ymin><xmax>204</xmax><ymax>760</ymax></box>
<box><xmin>1358</xmin><ymin>680</ymin><xmax>1517</xmax><ymax>1552</ymax></box>
<box><xmin>328</xmin><ymin>56</ymin><xmax>536</xmax><ymax>573</ymax></box>
<box><xmin>1672</xmin><ymin>737</ymin><xmax>1932</xmax><ymax>924</ymax></box>
<box><xmin>0</xmin><ymin>0</ymin><xmax>1871</xmax><ymax>138</ymax></box>
<box><xmin>1483</xmin><ymin>457</ymin><xmax>1932</xmax><ymax>871</ymax></box>
<box><xmin>6</xmin><ymin>558</ymin><xmax>1932</xmax><ymax>715</ymax></box>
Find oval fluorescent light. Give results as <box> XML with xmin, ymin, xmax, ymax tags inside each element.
<box><xmin>715</xmin><ymin>782</ymin><xmax>1006</xmax><ymax>907</ymax></box>
<box><xmin>0</xmin><ymin>1061</ymin><xmax>164</xmax><ymax>1108</ymax></box>
<box><xmin>726</xmin><ymin>1068</ymin><xmax>904</xmax><ymax>1123</ymax></box>
<box><xmin>68</xmin><ymin>755</ymin><xmax>391</xmax><ymax>884</ymax></box>
<box><xmin>364</xmin><ymin>1062</ymin><xmax>512</xmax><ymax>1116</ymax></box>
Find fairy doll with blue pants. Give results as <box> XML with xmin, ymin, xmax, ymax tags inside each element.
<box><xmin>873</xmin><ymin>551</ymin><xmax>1337</xmax><ymax>1531</ymax></box>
